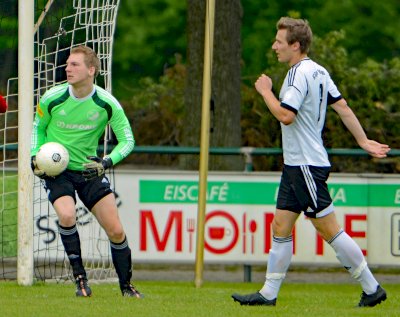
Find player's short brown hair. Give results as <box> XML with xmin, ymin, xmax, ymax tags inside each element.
<box><xmin>277</xmin><ymin>17</ymin><xmax>313</xmax><ymax>54</ymax></box>
<box><xmin>70</xmin><ymin>45</ymin><xmax>100</xmax><ymax>77</ymax></box>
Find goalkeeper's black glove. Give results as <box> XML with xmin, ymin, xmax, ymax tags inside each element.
<box><xmin>82</xmin><ymin>156</ymin><xmax>113</xmax><ymax>181</ymax></box>
<box><xmin>31</xmin><ymin>156</ymin><xmax>50</xmax><ymax>179</ymax></box>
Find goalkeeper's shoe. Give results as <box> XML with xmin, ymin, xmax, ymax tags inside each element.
<box><xmin>121</xmin><ymin>283</ymin><xmax>143</xmax><ymax>298</ymax></box>
<box><xmin>232</xmin><ymin>292</ymin><xmax>276</xmax><ymax>306</ymax></box>
<box><xmin>358</xmin><ymin>285</ymin><xmax>386</xmax><ymax>307</ymax></box>
<box><xmin>75</xmin><ymin>275</ymin><xmax>92</xmax><ymax>297</ymax></box>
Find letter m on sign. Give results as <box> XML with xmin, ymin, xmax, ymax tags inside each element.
<box><xmin>140</xmin><ymin>210</ymin><xmax>183</xmax><ymax>251</ymax></box>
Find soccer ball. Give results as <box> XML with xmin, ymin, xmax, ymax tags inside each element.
<box><xmin>36</xmin><ymin>142</ymin><xmax>69</xmax><ymax>176</ymax></box>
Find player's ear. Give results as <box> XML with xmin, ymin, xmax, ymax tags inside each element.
<box><xmin>88</xmin><ymin>65</ymin><xmax>96</xmax><ymax>77</ymax></box>
<box><xmin>291</xmin><ymin>41</ymin><xmax>300</xmax><ymax>52</ymax></box>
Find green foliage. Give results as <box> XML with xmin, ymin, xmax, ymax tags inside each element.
<box><xmin>124</xmin><ymin>55</ymin><xmax>185</xmax><ymax>147</ymax></box>
<box><xmin>240</xmin><ymin>1</ymin><xmax>400</xmax><ymax>82</ymax></box>
<box><xmin>113</xmin><ymin>0</ymin><xmax>187</xmax><ymax>99</ymax></box>
<box><xmin>2</xmin><ymin>1</ymin><xmax>399</xmax><ymax>171</ymax></box>
<box><xmin>121</xmin><ymin>56</ymin><xmax>186</xmax><ymax>166</ymax></box>
<box><xmin>122</xmin><ymin>28</ymin><xmax>399</xmax><ymax>172</ymax></box>
<box><xmin>242</xmin><ymin>30</ymin><xmax>398</xmax><ymax>172</ymax></box>
<box><xmin>240</xmin><ymin>1</ymin><xmax>325</xmax><ymax>81</ymax></box>
<box><xmin>346</xmin><ymin>58</ymin><xmax>400</xmax><ymax>150</ymax></box>
<box><xmin>307</xmin><ymin>0</ymin><xmax>400</xmax><ymax>64</ymax></box>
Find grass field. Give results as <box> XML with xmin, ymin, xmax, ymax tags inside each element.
<box><xmin>0</xmin><ymin>171</ymin><xmax>18</xmax><ymax>257</ymax></box>
<box><xmin>0</xmin><ymin>280</ymin><xmax>398</xmax><ymax>317</ymax></box>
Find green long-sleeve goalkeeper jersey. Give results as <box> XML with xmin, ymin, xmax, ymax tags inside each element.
<box><xmin>31</xmin><ymin>83</ymin><xmax>135</xmax><ymax>171</ymax></box>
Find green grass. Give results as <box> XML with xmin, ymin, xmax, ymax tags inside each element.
<box><xmin>0</xmin><ymin>280</ymin><xmax>398</xmax><ymax>317</ymax></box>
<box><xmin>0</xmin><ymin>172</ymin><xmax>18</xmax><ymax>257</ymax></box>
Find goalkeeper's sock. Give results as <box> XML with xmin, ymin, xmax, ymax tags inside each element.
<box><xmin>59</xmin><ymin>224</ymin><xmax>86</xmax><ymax>277</ymax></box>
<box><xmin>110</xmin><ymin>237</ymin><xmax>132</xmax><ymax>288</ymax></box>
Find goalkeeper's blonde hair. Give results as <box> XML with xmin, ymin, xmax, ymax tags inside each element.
<box><xmin>71</xmin><ymin>45</ymin><xmax>101</xmax><ymax>77</ymax></box>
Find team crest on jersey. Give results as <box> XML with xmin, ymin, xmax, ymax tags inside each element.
<box><xmin>87</xmin><ymin>110</ymin><xmax>99</xmax><ymax>121</ymax></box>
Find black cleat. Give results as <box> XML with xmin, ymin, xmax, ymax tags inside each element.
<box><xmin>75</xmin><ymin>275</ymin><xmax>92</xmax><ymax>297</ymax></box>
<box><xmin>121</xmin><ymin>284</ymin><xmax>144</xmax><ymax>298</ymax></box>
<box><xmin>232</xmin><ymin>292</ymin><xmax>276</xmax><ymax>306</ymax></box>
<box><xmin>358</xmin><ymin>285</ymin><xmax>387</xmax><ymax>307</ymax></box>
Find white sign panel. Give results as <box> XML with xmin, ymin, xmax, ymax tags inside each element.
<box><xmin>34</xmin><ymin>171</ymin><xmax>400</xmax><ymax>267</ymax></box>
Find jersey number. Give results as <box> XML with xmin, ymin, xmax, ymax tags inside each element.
<box><xmin>317</xmin><ymin>83</ymin><xmax>323</xmax><ymax>122</ymax></box>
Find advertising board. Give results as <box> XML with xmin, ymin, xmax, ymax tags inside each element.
<box><xmin>34</xmin><ymin>171</ymin><xmax>400</xmax><ymax>267</ymax></box>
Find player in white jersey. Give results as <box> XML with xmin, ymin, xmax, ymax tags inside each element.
<box><xmin>232</xmin><ymin>17</ymin><xmax>390</xmax><ymax>308</ymax></box>
<box><xmin>280</xmin><ymin>59</ymin><xmax>340</xmax><ymax>166</ymax></box>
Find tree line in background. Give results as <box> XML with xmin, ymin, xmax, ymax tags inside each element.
<box><xmin>126</xmin><ymin>28</ymin><xmax>400</xmax><ymax>173</ymax></box>
<box><xmin>117</xmin><ymin>0</ymin><xmax>400</xmax><ymax>173</ymax></box>
<box><xmin>1</xmin><ymin>0</ymin><xmax>399</xmax><ymax>172</ymax></box>
<box><xmin>114</xmin><ymin>0</ymin><xmax>400</xmax><ymax>95</ymax></box>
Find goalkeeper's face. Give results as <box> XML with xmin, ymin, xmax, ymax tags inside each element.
<box><xmin>66</xmin><ymin>53</ymin><xmax>96</xmax><ymax>87</ymax></box>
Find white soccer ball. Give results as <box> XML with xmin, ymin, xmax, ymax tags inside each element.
<box><xmin>36</xmin><ymin>142</ymin><xmax>69</xmax><ymax>176</ymax></box>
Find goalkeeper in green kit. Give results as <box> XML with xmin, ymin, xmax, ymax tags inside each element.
<box><xmin>31</xmin><ymin>45</ymin><xmax>142</xmax><ymax>298</ymax></box>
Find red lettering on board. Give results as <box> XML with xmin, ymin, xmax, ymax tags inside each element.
<box><xmin>316</xmin><ymin>233</ymin><xmax>324</xmax><ymax>255</ymax></box>
<box><xmin>264</xmin><ymin>213</ymin><xmax>274</xmax><ymax>253</ymax></box>
<box><xmin>139</xmin><ymin>210</ymin><xmax>183</xmax><ymax>252</ymax></box>
<box><xmin>345</xmin><ymin>214</ymin><xmax>367</xmax><ymax>256</ymax></box>
<box><xmin>264</xmin><ymin>212</ymin><xmax>296</xmax><ymax>254</ymax></box>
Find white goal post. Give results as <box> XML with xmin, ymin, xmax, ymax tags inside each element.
<box><xmin>18</xmin><ymin>0</ymin><xmax>35</xmax><ymax>286</ymax></box>
<box><xmin>16</xmin><ymin>0</ymin><xmax>121</xmax><ymax>285</ymax></box>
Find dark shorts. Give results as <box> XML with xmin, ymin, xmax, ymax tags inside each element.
<box><xmin>276</xmin><ymin>165</ymin><xmax>334</xmax><ymax>218</ymax></box>
<box><xmin>43</xmin><ymin>170</ymin><xmax>113</xmax><ymax>210</ymax></box>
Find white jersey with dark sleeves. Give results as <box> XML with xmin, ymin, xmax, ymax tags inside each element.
<box><xmin>279</xmin><ymin>58</ymin><xmax>342</xmax><ymax>167</ymax></box>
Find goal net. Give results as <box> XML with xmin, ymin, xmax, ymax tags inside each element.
<box><xmin>0</xmin><ymin>0</ymin><xmax>121</xmax><ymax>282</ymax></box>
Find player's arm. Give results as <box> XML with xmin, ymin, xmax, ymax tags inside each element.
<box><xmin>255</xmin><ymin>74</ymin><xmax>296</xmax><ymax>125</ymax></box>
<box><xmin>82</xmin><ymin>98</ymin><xmax>134</xmax><ymax>181</ymax></box>
<box><xmin>331</xmin><ymin>98</ymin><xmax>390</xmax><ymax>158</ymax></box>
<box><xmin>31</xmin><ymin>102</ymin><xmax>51</xmax><ymax>156</ymax></box>
<box><xmin>107</xmin><ymin>108</ymin><xmax>135</xmax><ymax>165</ymax></box>
<box><xmin>31</xmin><ymin>102</ymin><xmax>52</xmax><ymax>178</ymax></box>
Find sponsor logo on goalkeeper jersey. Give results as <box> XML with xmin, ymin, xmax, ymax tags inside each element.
<box><xmin>56</xmin><ymin>120</ymin><xmax>97</xmax><ymax>130</ymax></box>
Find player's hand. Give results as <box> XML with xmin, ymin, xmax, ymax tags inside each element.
<box><xmin>31</xmin><ymin>156</ymin><xmax>50</xmax><ymax>179</ymax></box>
<box><xmin>361</xmin><ymin>140</ymin><xmax>391</xmax><ymax>158</ymax></box>
<box><xmin>255</xmin><ymin>74</ymin><xmax>273</xmax><ymax>95</ymax></box>
<box><xmin>82</xmin><ymin>156</ymin><xmax>113</xmax><ymax>181</ymax></box>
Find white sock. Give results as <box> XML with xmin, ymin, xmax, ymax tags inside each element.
<box><xmin>259</xmin><ymin>236</ymin><xmax>292</xmax><ymax>300</ymax></box>
<box><xmin>329</xmin><ymin>230</ymin><xmax>379</xmax><ymax>294</ymax></box>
